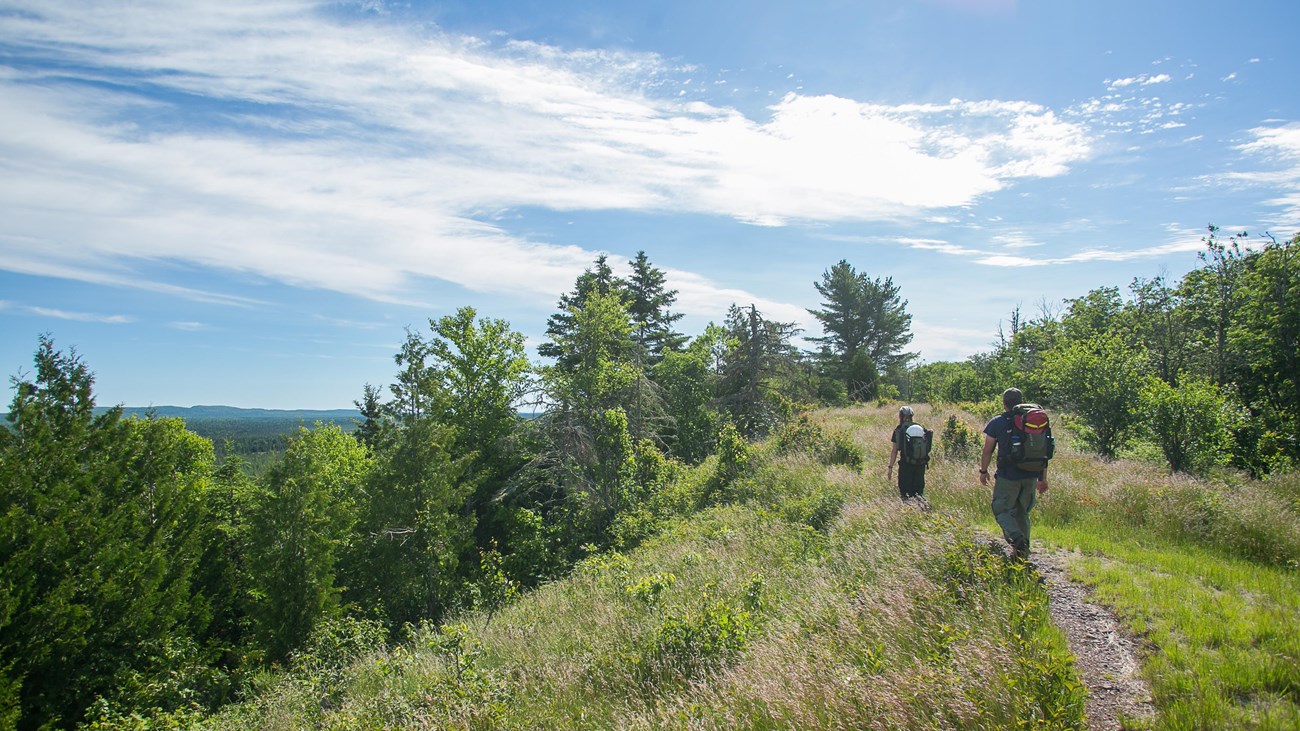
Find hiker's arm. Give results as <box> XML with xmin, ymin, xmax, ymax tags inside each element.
<box><xmin>978</xmin><ymin>435</ymin><xmax>996</xmax><ymax>486</ymax></box>
<box><xmin>887</xmin><ymin>441</ymin><xmax>899</xmax><ymax>475</ymax></box>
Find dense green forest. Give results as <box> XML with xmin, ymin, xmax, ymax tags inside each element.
<box><xmin>101</xmin><ymin>407</ymin><xmax>361</xmax><ymax>474</ymax></box>
<box><xmin>0</xmin><ymin>231</ymin><xmax>1296</xmax><ymax>729</ymax></box>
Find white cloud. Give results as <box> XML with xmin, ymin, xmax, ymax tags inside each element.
<box><xmin>1107</xmin><ymin>73</ymin><xmax>1170</xmax><ymax>90</ymax></box>
<box><xmin>975</xmin><ymin>237</ymin><xmax>1206</xmax><ymax>267</ymax></box>
<box><xmin>1230</xmin><ymin>124</ymin><xmax>1300</xmax><ymax>229</ymax></box>
<box><xmin>909</xmin><ymin>319</ymin><xmax>993</xmax><ymax>363</ymax></box>
<box><xmin>12</xmin><ymin>304</ymin><xmax>135</xmax><ymax>323</ymax></box>
<box><xmin>0</xmin><ymin>0</ymin><xmax>1093</xmax><ymax>309</ymax></box>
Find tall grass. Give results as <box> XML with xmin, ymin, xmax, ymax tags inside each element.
<box><xmin>175</xmin><ymin>410</ymin><xmax>1082</xmax><ymax>731</ymax></box>
<box><xmin>98</xmin><ymin>404</ymin><xmax>1297</xmax><ymax>730</ymax></box>
<box><xmin>824</xmin><ymin>403</ymin><xmax>1300</xmax><ymax>730</ymax></box>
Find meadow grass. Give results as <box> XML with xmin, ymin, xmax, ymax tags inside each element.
<box><xmin>143</xmin><ymin>403</ymin><xmax>1297</xmax><ymax>730</ymax></box>
<box><xmin>1045</xmin><ymin>528</ymin><xmax>1299</xmax><ymax>730</ymax></box>
<box><xmin>824</xmin><ymin>403</ymin><xmax>1300</xmax><ymax>731</ymax></box>
<box><xmin>191</xmin><ymin>408</ymin><xmax>1083</xmax><ymax>730</ymax></box>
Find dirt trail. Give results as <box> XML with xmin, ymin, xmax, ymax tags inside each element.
<box><xmin>1032</xmin><ymin>550</ymin><xmax>1156</xmax><ymax>731</ymax></box>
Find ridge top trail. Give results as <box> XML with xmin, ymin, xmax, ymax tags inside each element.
<box><xmin>1034</xmin><ymin>550</ymin><xmax>1156</xmax><ymax>731</ymax></box>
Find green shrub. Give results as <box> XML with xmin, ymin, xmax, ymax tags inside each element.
<box><xmin>634</xmin><ymin>581</ymin><xmax>762</xmax><ymax>684</ymax></box>
<box><xmin>1139</xmin><ymin>374</ymin><xmax>1238</xmax><ymax>475</ymax></box>
<box><xmin>779</xmin><ymin>489</ymin><xmax>846</xmax><ymax>533</ymax></box>
<box><xmin>940</xmin><ymin>415</ymin><xmax>981</xmax><ymax>462</ymax></box>
<box><xmin>773</xmin><ymin>414</ymin><xmax>865</xmax><ymax>469</ymax></box>
<box><xmin>704</xmin><ymin>423</ymin><xmax>751</xmax><ymax>505</ymax></box>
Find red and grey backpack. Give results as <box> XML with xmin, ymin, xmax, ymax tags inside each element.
<box><xmin>1006</xmin><ymin>404</ymin><xmax>1054</xmax><ymax>472</ymax></box>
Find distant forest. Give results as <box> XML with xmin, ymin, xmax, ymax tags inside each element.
<box><xmin>1</xmin><ymin>230</ymin><xmax>1296</xmax><ymax>729</ymax></box>
<box><xmin>107</xmin><ymin>407</ymin><xmax>361</xmax><ymax>473</ymax></box>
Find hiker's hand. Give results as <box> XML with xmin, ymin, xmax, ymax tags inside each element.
<box><xmin>979</xmin><ymin>470</ymin><xmax>990</xmax><ymax>486</ymax></box>
<box><xmin>887</xmin><ymin>465</ymin><xmax>893</xmax><ymax>479</ymax></box>
<box><xmin>1037</xmin><ymin>477</ymin><xmax>1049</xmax><ymax>494</ymax></box>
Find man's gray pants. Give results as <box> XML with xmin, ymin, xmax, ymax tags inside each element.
<box><xmin>991</xmin><ymin>474</ymin><xmax>1038</xmax><ymax>555</ymax></box>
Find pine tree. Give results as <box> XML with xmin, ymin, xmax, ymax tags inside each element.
<box><xmin>245</xmin><ymin>424</ymin><xmax>370</xmax><ymax>662</ymax></box>
<box><xmin>0</xmin><ymin>338</ymin><xmax>213</xmax><ymax>728</ymax></box>
<box><xmin>717</xmin><ymin>304</ymin><xmax>800</xmax><ymax>439</ymax></box>
<box><xmin>807</xmin><ymin>261</ymin><xmax>913</xmax><ymax>400</ymax></box>
<box><xmin>538</xmin><ymin>255</ymin><xmax>628</xmax><ymax>370</ymax></box>
<box><xmin>626</xmin><ymin>251</ymin><xmax>685</xmax><ymax>363</ymax></box>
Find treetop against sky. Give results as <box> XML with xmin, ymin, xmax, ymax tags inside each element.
<box><xmin>1</xmin><ymin>0</ymin><xmax>1297</xmax><ymax>408</ymax></box>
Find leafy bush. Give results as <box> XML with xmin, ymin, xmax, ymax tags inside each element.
<box><xmin>1139</xmin><ymin>374</ymin><xmax>1239</xmax><ymax>475</ymax></box>
<box><xmin>773</xmin><ymin>414</ymin><xmax>865</xmax><ymax>469</ymax></box>
<box><xmin>704</xmin><ymin>423</ymin><xmax>751</xmax><ymax>505</ymax></box>
<box><xmin>634</xmin><ymin>580</ymin><xmax>763</xmax><ymax>684</ymax></box>
<box><xmin>289</xmin><ymin>616</ymin><xmax>388</xmax><ymax>701</ymax></box>
<box><xmin>940</xmin><ymin>415</ymin><xmax>981</xmax><ymax>462</ymax></box>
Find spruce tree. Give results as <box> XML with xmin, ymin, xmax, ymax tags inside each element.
<box><xmin>807</xmin><ymin>260</ymin><xmax>913</xmax><ymax>400</ymax></box>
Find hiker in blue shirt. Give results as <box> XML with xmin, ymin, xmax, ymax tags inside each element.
<box><xmin>979</xmin><ymin>388</ymin><xmax>1050</xmax><ymax>559</ymax></box>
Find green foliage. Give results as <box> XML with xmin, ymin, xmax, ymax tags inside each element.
<box><xmin>940</xmin><ymin>414</ymin><xmax>981</xmax><ymax>462</ymax></box>
<box><xmin>0</xmin><ymin>338</ymin><xmax>220</xmax><ymax>729</ymax></box>
<box><xmin>717</xmin><ymin>304</ymin><xmax>801</xmax><ymax>439</ymax></box>
<box><xmin>346</xmin><ymin>418</ymin><xmax>473</xmax><ymax>631</ymax></box>
<box><xmin>1039</xmin><ymin>332</ymin><xmax>1148</xmax><ymax>458</ymax></box>
<box><xmin>910</xmin><ymin>360</ymin><xmax>985</xmax><ymax>404</ymax></box>
<box><xmin>538</xmin><ymin>254</ymin><xmax>629</xmax><ymax>371</ymax></box>
<box><xmin>626</xmin><ymin>250</ymin><xmax>687</xmax><ymax>363</ymax></box>
<box><xmin>1229</xmin><ymin>233</ymin><xmax>1300</xmax><ymax>471</ymax></box>
<box><xmin>246</xmin><ymin>424</ymin><xmax>371</xmax><ymax>663</ymax></box>
<box><xmin>1139</xmin><ymin>373</ymin><xmax>1239</xmax><ymax>475</ymax></box>
<box><xmin>289</xmin><ymin>615</ymin><xmax>388</xmax><ymax>703</ymax></box>
<box><xmin>633</xmin><ymin>582</ymin><xmax>761</xmax><ymax>684</ymax></box>
<box><xmin>772</xmin><ymin>413</ymin><xmax>865</xmax><ymax>469</ymax></box>
<box><xmin>707</xmin><ymin>423</ymin><xmax>751</xmax><ymax>504</ymax></box>
<box><xmin>807</xmin><ymin>260</ymin><xmax>914</xmax><ymax>400</ymax></box>
<box><xmin>543</xmin><ymin>290</ymin><xmax>638</xmax><ymax>417</ymax></box>
<box><xmin>927</xmin><ymin>538</ymin><xmax>1086</xmax><ymax>728</ymax></box>
<box><xmin>778</xmin><ymin>489</ymin><xmax>845</xmax><ymax>533</ymax></box>
<box><xmin>653</xmin><ymin>328</ymin><xmax>723</xmax><ymax>463</ymax></box>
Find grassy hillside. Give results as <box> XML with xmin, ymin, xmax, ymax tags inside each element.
<box><xmin>110</xmin><ymin>404</ymin><xmax>1298</xmax><ymax>730</ymax></box>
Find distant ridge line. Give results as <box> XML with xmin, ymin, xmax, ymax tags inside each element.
<box><xmin>91</xmin><ymin>405</ymin><xmax>364</xmax><ymax>420</ymax></box>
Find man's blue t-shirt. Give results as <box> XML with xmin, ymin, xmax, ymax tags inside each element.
<box><xmin>984</xmin><ymin>412</ymin><xmax>1044</xmax><ymax>481</ymax></box>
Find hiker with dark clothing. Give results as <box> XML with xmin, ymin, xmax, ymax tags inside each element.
<box><xmin>887</xmin><ymin>406</ymin><xmax>930</xmax><ymax>500</ymax></box>
<box><xmin>979</xmin><ymin>388</ymin><xmax>1050</xmax><ymax>559</ymax></box>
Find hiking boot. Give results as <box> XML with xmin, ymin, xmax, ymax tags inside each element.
<box><xmin>1011</xmin><ymin>536</ymin><xmax>1030</xmax><ymax>560</ymax></box>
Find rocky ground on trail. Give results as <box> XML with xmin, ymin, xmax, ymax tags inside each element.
<box><xmin>1033</xmin><ymin>550</ymin><xmax>1156</xmax><ymax>731</ymax></box>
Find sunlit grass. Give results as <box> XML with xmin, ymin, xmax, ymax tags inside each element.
<box><xmin>823</xmin><ymin>403</ymin><xmax>1300</xmax><ymax>731</ymax></box>
<box><xmin>194</xmin><ymin>413</ymin><xmax>1083</xmax><ymax>730</ymax></box>
<box><xmin>1042</xmin><ymin>528</ymin><xmax>1300</xmax><ymax>730</ymax></box>
<box><xmin>164</xmin><ymin>403</ymin><xmax>1299</xmax><ymax>730</ymax></box>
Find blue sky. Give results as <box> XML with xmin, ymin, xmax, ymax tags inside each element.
<box><xmin>2</xmin><ymin>0</ymin><xmax>1298</xmax><ymax>409</ymax></box>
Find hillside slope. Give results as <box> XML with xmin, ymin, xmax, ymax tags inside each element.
<box><xmin>130</xmin><ymin>404</ymin><xmax>1297</xmax><ymax>731</ymax></box>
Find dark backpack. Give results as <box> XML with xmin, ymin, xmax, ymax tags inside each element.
<box><xmin>899</xmin><ymin>424</ymin><xmax>933</xmax><ymax>465</ymax></box>
<box><xmin>1006</xmin><ymin>404</ymin><xmax>1054</xmax><ymax>472</ymax></box>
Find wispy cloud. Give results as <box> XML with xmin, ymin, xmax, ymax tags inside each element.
<box><xmin>1230</xmin><ymin>123</ymin><xmax>1300</xmax><ymax>229</ymax></box>
<box><xmin>0</xmin><ymin>0</ymin><xmax>1092</xmax><ymax>316</ymax></box>
<box><xmin>1106</xmin><ymin>73</ymin><xmax>1171</xmax><ymax>89</ymax></box>
<box><xmin>909</xmin><ymin>319</ymin><xmax>994</xmax><ymax>362</ymax></box>
<box><xmin>0</xmin><ymin>301</ymin><xmax>135</xmax><ymax>323</ymax></box>
<box><xmin>1071</xmin><ymin>71</ymin><xmax>1195</xmax><ymax>137</ymax></box>
<box><xmin>974</xmin><ymin>237</ymin><xmax>1206</xmax><ymax>267</ymax></box>
<box><xmin>826</xmin><ymin>229</ymin><xmax>1200</xmax><ymax>269</ymax></box>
